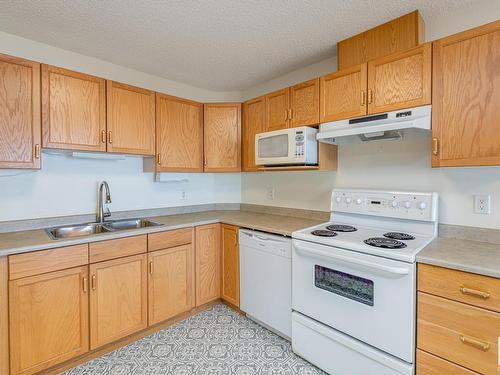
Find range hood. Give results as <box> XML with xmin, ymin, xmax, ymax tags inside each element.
<box><xmin>317</xmin><ymin>105</ymin><xmax>431</xmax><ymax>144</ymax></box>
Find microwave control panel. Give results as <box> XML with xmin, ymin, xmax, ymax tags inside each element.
<box><xmin>294</xmin><ymin>130</ymin><xmax>304</xmax><ymax>158</ymax></box>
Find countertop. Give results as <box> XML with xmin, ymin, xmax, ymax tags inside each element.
<box><xmin>0</xmin><ymin>210</ymin><xmax>322</xmax><ymax>257</ymax></box>
<box><xmin>417</xmin><ymin>237</ymin><xmax>500</xmax><ymax>278</ymax></box>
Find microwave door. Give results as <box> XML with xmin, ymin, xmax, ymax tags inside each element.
<box><xmin>256</xmin><ymin>133</ymin><xmax>291</xmax><ymax>165</ymax></box>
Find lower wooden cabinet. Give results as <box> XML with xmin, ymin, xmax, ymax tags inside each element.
<box><xmin>148</xmin><ymin>244</ymin><xmax>195</xmax><ymax>325</ymax></box>
<box><xmin>195</xmin><ymin>224</ymin><xmax>221</xmax><ymax>306</ymax></box>
<box><xmin>89</xmin><ymin>254</ymin><xmax>148</xmax><ymax>349</ymax></box>
<box><xmin>417</xmin><ymin>349</ymin><xmax>480</xmax><ymax>375</ymax></box>
<box><xmin>221</xmin><ymin>224</ymin><xmax>240</xmax><ymax>308</ymax></box>
<box><xmin>9</xmin><ymin>266</ymin><xmax>89</xmax><ymax>375</ymax></box>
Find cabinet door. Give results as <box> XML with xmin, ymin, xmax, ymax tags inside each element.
<box><xmin>432</xmin><ymin>21</ymin><xmax>500</xmax><ymax>167</ymax></box>
<box><xmin>320</xmin><ymin>64</ymin><xmax>368</xmax><ymax>122</ymax></box>
<box><xmin>195</xmin><ymin>224</ymin><xmax>221</xmax><ymax>306</ymax></box>
<box><xmin>203</xmin><ymin>103</ymin><xmax>241</xmax><ymax>172</ymax></box>
<box><xmin>89</xmin><ymin>254</ymin><xmax>148</xmax><ymax>349</ymax></box>
<box><xmin>155</xmin><ymin>93</ymin><xmax>203</xmax><ymax>172</ymax></box>
<box><xmin>242</xmin><ymin>96</ymin><xmax>265</xmax><ymax>171</ymax></box>
<box><xmin>148</xmin><ymin>244</ymin><xmax>195</xmax><ymax>325</ymax></box>
<box><xmin>367</xmin><ymin>43</ymin><xmax>431</xmax><ymax>114</ymax></box>
<box><xmin>290</xmin><ymin>78</ymin><xmax>320</xmax><ymax>127</ymax></box>
<box><xmin>106</xmin><ymin>81</ymin><xmax>155</xmax><ymax>155</ymax></box>
<box><xmin>265</xmin><ymin>88</ymin><xmax>290</xmax><ymax>131</ymax></box>
<box><xmin>9</xmin><ymin>266</ymin><xmax>89</xmax><ymax>375</ymax></box>
<box><xmin>0</xmin><ymin>53</ymin><xmax>41</xmax><ymax>169</ymax></box>
<box><xmin>221</xmin><ymin>224</ymin><xmax>239</xmax><ymax>307</ymax></box>
<box><xmin>41</xmin><ymin>65</ymin><xmax>106</xmax><ymax>152</ymax></box>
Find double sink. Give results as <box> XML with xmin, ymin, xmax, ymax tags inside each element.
<box><xmin>46</xmin><ymin>218</ymin><xmax>162</xmax><ymax>240</ymax></box>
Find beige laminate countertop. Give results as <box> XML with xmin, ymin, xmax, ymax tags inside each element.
<box><xmin>0</xmin><ymin>210</ymin><xmax>323</xmax><ymax>257</ymax></box>
<box><xmin>417</xmin><ymin>237</ymin><xmax>500</xmax><ymax>278</ymax></box>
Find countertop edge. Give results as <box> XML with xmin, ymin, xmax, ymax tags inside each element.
<box><xmin>416</xmin><ymin>256</ymin><xmax>500</xmax><ymax>279</ymax></box>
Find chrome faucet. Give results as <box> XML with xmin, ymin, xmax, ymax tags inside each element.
<box><xmin>96</xmin><ymin>181</ymin><xmax>112</xmax><ymax>223</ymax></box>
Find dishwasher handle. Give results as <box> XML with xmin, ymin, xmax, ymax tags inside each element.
<box><xmin>294</xmin><ymin>242</ymin><xmax>409</xmax><ymax>277</ymax></box>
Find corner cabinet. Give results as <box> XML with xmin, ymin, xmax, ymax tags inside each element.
<box><xmin>106</xmin><ymin>81</ymin><xmax>155</xmax><ymax>156</ymax></box>
<box><xmin>41</xmin><ymin>65</ymin><xmax>106</xmax><ymax>152</ymax></box>
<box><xmin>195</xmin><ymin>224</ymin><xmax>221</xmax><ymax>306</ymax></box>
<box><xmin>432</xmin><ymin>20</ymin><xmax>500</xmax><ymax>167</ymax></box>
<box><xmin>221</xmin><ymin>224</ymin><xmax>240</xmax><ymax>308</ymax></box>
<box><xmin>203</xmin><ymin>103</ymin><xmax>241</xmax><ymax>172</ymax></box>
<box><xmin>0</xmin><ymin>53</ymin><xmax>41</xmax><ymax>169</ymax></box>
<box><xmin>242</xmin><ymin>96</ymin><xmax>265</xmax><ymax>171</ymax></box>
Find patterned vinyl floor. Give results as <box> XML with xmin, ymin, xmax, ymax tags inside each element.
<box><xmin>64</xmin><ymin>303</ymin><xmax>325</xmax><ymax>375</ymax></box>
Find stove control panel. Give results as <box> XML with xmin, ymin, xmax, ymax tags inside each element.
<box><xmin>331</xmin><ymin>189</ymin><xmax>438</xmax><ymax>222</ymax></box>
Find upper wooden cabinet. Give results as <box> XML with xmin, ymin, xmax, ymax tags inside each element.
<box><xmin>221</xmin><ymin>224</ymin><xmax>240</xmax><ymax>308</ymax></box>
<box><xmin>41</xmin><ymin>65</ymin><xmax>106</xmax><ymax>152</ymax></box>
<box><xmin>203</xmin><ymin>103</ymin><xmax>241</xmax><ymax>172</ymax></box>
<box><xmin>242</xmin><ymin>96</ymin><xmax>265</xmax><ymax>171</ymax></box>
<box><xmin>432</xmin><ymin>21</ymin><xmax>500</xmax><ymax>167</ymax></box>
<box><xmin>320</xmin><ymin>64</ymin><xmax>367</xmax><ymax>122</ymax></box>
<box><xmin>290</xmin><ymin>78</ymin><xmax>320</xmax><ymax>127</ymax></box>
<box><xmin>89</xmin><ymin>254</ymin><xmax>148</xmax><ymax>349</ymax></box>
<box><xmin>195</xmin><ymin>224</ymin><xmax>221</xmax><ymax>306</ymax></box>
<box><xmin>154</xmin><ymin>93</ymin><xmax>203</xmax><ymax>172</ymax></box>
<box><xmin>367</xmin><ymin>43</ymin><xmax>432</xmax><ymax>114</ymax></box>
<box><xmin>9</xmin><ymin>266</ymin><xmax>89</xmax><ymax>375</ymax></box>
<box><xmin>0</xmin><ymin>53</ymin><xmax>41</xmax><ymax>169</ymax></box>
<box><xmin>337</xmin><ymin>10</ymin><xmax>424</xmax><ymax>70</ymax></box>
<box><xmin>106</xmin><ymin>81</ymin><xmax>155</xmax><ymax>155</ymax></box>
<box><xmin>265</xmin><ymin>88</ymin><xmax>290</xmax><ymax>131</ymax></box>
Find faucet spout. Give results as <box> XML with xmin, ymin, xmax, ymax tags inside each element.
<box><xmin>97</xmin><ymin>181</ymin><xmax>112</xmax><ymax>223</ymax></box>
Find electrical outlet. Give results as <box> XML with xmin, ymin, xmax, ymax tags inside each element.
<box><xmin>266</xmin><ymin>186</ymin><xmax>275</xmax><ymax>200</ymax></box>
<box><xmin>474</xmin><ymin>194</ymin><xmax>491</xmax><ymax>214</ymax></box>
<box><xmin>180</xmin><ymin>189</ymin><xmax>187</xmax><ymax>201</ymax></box>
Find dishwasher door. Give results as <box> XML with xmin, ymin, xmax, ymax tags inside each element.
<box><xmin>239</xmin><ymin>229</ymin><xmax>292</xmax><ymax>338</ymax></box>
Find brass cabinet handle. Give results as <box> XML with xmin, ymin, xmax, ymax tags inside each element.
<box><xmin>432</xmin><ymin>138</ymin><xmax>439</xmax><ymax>156</ymax></box>
<box><xmin>204</xmin><ymin>157</ymin><xmax>207</xmax><ymax>167</ymax></box>
<box><xmin>91</xmin><ymin>274</ymin><xmax>96</xmax><ymax>290</ymax></box>
<box><xmin>459</xmin><ymin>334</ymin><xmax>490</xmax><ymax>352</ymax></box>
<box><xmin>101</xmin><ymin>130</ymin><xmax>106</xmax><ymax>143</ymax></box>
<box><xmin>149</xmin><ymin>261</ymin><xmax>153</xmax><ymax>275</ymax></box>
<box><xmin>361</xmin><ymin>91</ymin><xmax>366</xmax><ymax>106</ymax></box>
<box><xmin>284</xmin><ymin>109</ymin><xmax>288</xmax><ymax>121</ymax></box>
<box><xmin>289</xmin><ymin>108</ymin><xmax>293</xmax><ymax>120</ymax></box>
<box><xmin>108</xmin><ymin>131</ymin><xmax>113</xmax><ymax>144</ymax></box>
<box><xmin>157</xmin><ymin>153</ymin><xmax>161</xmax><ymax>165</ymax></box>
<box><xmin>367</xmin><ymin>89</ymin><xmax>373</xmax><ymax>104</ymax></box>
<box><xmin>460</xmin><ymin>286</ymin><xmax>490</xmax><ymax>299</ymax></box>
<box><xmin>82</xmin><ymin>277</ymin><xmax>88</xmax><ymax>293</ymax></box>
<box><xmin>34</xmin><ymin>144</ymin><xmax>40</xmax><ymax>159</ymax></box>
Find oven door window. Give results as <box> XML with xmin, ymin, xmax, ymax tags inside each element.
<box><xmin>258</xmin><ymin>134</ymin><xmax>289</xmax><ymax>158</ymax></box>
<box><xmin>315</xmin><ymin>265</ymin><xmax>374</xmax><ymax>306</ymax></box>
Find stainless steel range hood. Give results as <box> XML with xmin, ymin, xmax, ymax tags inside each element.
<box><xmin>316</xmin><ymin>105</ymin><xmax>431</xmax><ymax>144</ymax></box>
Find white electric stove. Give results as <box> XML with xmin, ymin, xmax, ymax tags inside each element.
<box><xmin>291</xmin><ymin>189</ymin><xmax>438</xmax><ymax>375</ymax></box>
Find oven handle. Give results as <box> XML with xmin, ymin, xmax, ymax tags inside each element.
<box><xmin>294</xmin><ymin>243</ymin><xmax>409</xmax><ymax>277</ymax></box>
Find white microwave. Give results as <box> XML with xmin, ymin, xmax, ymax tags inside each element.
<box><xmin>255</xmin><ymin>126</ymin><xmax>318</xmax><ymax>166</ymax></box>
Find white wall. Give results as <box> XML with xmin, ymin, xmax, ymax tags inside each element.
<box><xmin>241</xmin><ymin>0</ymin><xmax>500</xmax><ymax>229</ymax></box>
<box><xmin>0</xmin><ymin>31</ymin><xmax>242</xmax><ymax>222</ymax></box>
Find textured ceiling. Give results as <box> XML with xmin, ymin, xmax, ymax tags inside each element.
<box><xmin>0</xmin><ymin>0</ymin><xmax>478</xmax><ymax>91</ymax></box>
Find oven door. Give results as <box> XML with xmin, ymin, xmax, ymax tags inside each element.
<box><xmin>292</xmin><ymin>239</ymin><xmax>416</xmax><ymax>362</ymax></box>
<box><xmin>255</xmin><ymin>130</ymin><xmax>300</xmax><ymax>165</ymax></box>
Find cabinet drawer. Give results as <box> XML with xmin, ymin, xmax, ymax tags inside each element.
<box><xmin>418</xmin><ymin>264</ymin><xmax>500</xmax><ymax>312</ymax></box>
<box><xmin>417</xmin><ymin>292</ymin><xmax>500</xmax><ymax>374</ymax></box>
<box><xmin>416</xmin><ymin>350</ymin><xmax>479</xmax><ymax>375</ymax></box>
<box><xmin>148</xmin><ymin>228</ymin><xmax>193</xmax><ymax>252</ymax></box>
<box><xmin>9</xmin><ymin>244</ymin><xmax>89</xmax><ymax>280</ymax></box>
<box><xmin>89</xmin><ymin>235</ymin><xmax>147</xmax><ymax>263</ymax></box>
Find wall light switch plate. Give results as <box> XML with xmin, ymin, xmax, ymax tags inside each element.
<box><xmin>474</xmin><ymin>194</ymin><xmax>491</xmax><ymax>214</ymax></box>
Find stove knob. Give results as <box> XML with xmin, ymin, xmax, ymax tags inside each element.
<box><xmin>335</xmin><ymin>196</ymin><xmax>342</xmax><ymax>204</ymax></box>
<box><xmin>390</xmin><ymin>200</ymin><xmax>398</xmax><ymax>208</ymax></box>
<box><xmin>345</xmin><ymin>197</ymin><xmax>352</xmax><ymax>204</ymax></box>
<box><xmin>418</xmin><ymin>201</ymin><xmax>427</xmax><ymax>210</ymax></box>
<box><xmin>403</xmin><ymin>201</ymin><xmax>412</xmax><ymax>209</ymax></box>
<box><xmin>355</xmin><ymin>198</ymin><xmax>363</xmax><ymax>205</ymax></box>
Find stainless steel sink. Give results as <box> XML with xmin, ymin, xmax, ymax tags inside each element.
<box><xmin>46</xmin><ymin>223</ymin><xmax>112</xmax><ymax>240</ymax></box>
<box><xmin>102</xmin><ymin>218</ymin><xmax>162</xmax><ymax>231</ymax></box>
<box><xmin>45</xmin><ymin>218</ymin><xmax>162</xmax><ymax>240</ymax></box>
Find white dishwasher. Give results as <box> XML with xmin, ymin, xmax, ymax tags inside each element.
<box><xmin>239</xmin><ymin>229</ymin><xmax>292</xmax><ymax>338</ymax></box>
